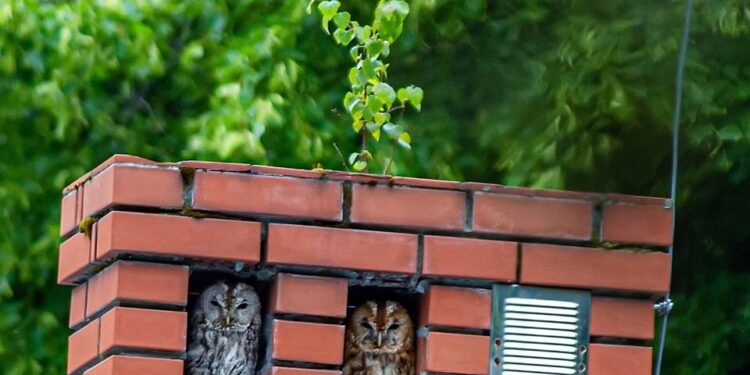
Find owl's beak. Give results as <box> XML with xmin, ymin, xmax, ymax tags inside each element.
<box><xmin>224</xmin><ymin>315</ymin><xmax>232</xmax><ymax>326</ymax></box>
<box><xmin>377</xmin><ymin>331</ymin><xmax>383</xmax><ymax>347</ymax></box>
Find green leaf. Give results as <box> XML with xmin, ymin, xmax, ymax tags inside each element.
<box><xmin>333</xmin><ymin>11</ymin><xmax>351</xmax><ymax>29</ymax></box>
<box><xmin>348</xmin><ymin>152</ymin><xmax>359</xmax><ymax>165</ymax></box>
<box><xmin>397</xmin><ymin>131</ymin><xmax>412</xmax><ymax>149</ymax></box>
<box><xmin>306</xmin><ymin>0</ymin><xmax>316</xmax><ymax>14</ymax></box>
<box><xmin>333</xmin><ymin>28</ymin><xmax>355</xmax><ymax>45</ymax></box>
<box><xmin>318</xmin><ymin>1</ymin><xmax>341</xmax><ymax>34</ymax></box>
<box><xmin>366</xmin><ymin>40</ymin><xmax>384</xmax><ymax>58</ymax></box>
<box><xmin>356</xmin><ymin>25</ymin><xmax>372</xmax><ymax>42</ymax></box>
<box><xmin>361</xmin><ymin>59</ymin><xmax>379</xmax><ymax>82</ymax></box>
<box><xmin>718</xmin><ymin>125</ymin><xmax>743</xmax><ymax>141</ymax></box>
<box><xmin>397</xmin><ymin>85</ymin><xmax>424</xmax><ymax>110</ymax></box>
<box><xmin>374</xmin><ymin>112</ymin><xmax>390</xmax><ymax>124</ymax></box>
<box><xmin>318</xmin><ymin>1</ymin><xmax>341</xmax><ymax>18</ymax></box>
<box><xmin>366</xmin><ymin>95</ymin><xmax>383</xmax><ymax>113</ymax></box>
<box><xmin>344</xmin><ymin>92</ymin><xmax>361</xmax><ymax>112</ymax></box>
<box><xmin>372</xmin><ymin>82</ymin><xmax>396</xmax><ymax>107</ymax></box>
<box><xmin>381</xmin><ymin>41</ymin><xmax>391</xmax><ymax>57</ymax></box>
<box><xmin>352</xmin><ymin>160</ymin><xmax>368</xmax><ymax>171</ymax></box>
<box><xmin>383</xmin><ymin>123</ymin><xmax>403</xmax><ymax>139</ymax></box>
<box><xmin>349</xmin><ymin>46</ymin><xmax>360</xmax><ymax>61</ymax></box>
<box><xmin>352</xmin><ymin>119</ymin><xmax>364</xmax><ymax>131</ymax></box>
<box><xmin>348</xmin><ymin>67</ymin><xmax>367</xmax><ymax>89</ymax></box>
<box><xmin>374</xmin><ymin>0</ymin><xmax>409</xmax><ymax>42</ymax></box>
<box><xmin>363</xmin><ymin>123</ymin><xmax>382</xmax><ymax>141</ymax></box>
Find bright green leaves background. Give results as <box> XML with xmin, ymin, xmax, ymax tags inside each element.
<box><xmin>1</xmin><ymin>1</ymin><xmax>750</xmax><ymax>374</ymax></box>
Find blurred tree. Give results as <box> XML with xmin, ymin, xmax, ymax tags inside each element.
<box><xmin>0</xmin><ymin>0</ymin><xmax>748</xmax><ymax>374</ymax></box>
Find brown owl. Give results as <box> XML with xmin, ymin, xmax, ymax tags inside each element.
<box><xmin>187</xmin><ymin>281</ymin><xmax>262</xmax><ymax>375</ymax></box>
<box><xmin>343</xmin><ymin>300</ymin><xmax>415</xmax><ymax>375</ymax></box>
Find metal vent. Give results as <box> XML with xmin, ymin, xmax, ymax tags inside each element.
<box><xmin>490</xmin><ymin>285</ymin><xmax>591</xmax><ymax>375</ymax></box>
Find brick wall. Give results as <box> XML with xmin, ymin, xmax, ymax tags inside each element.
<box><xmin>59</xmin><ymin>154</ymin><xmax>672</xmax><ymax>375</ymax></box>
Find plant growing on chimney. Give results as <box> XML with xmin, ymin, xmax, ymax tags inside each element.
<box><xmin>310</xmin><ymin>0</ymin><xmax>423</xmax><ymax>173</ymax></box>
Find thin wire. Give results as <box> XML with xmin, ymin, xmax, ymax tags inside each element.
<box><xmin>654</xmin><ymin>0</ymin><xmax>693</xmax><ymax>374</ymax></box>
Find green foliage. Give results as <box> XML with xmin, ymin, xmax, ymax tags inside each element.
<box><xmin>312</xmin><ymin>0</ymin><xmax>421</xmax><ymax>173</ymax></box>
<box><xmin>0</xmin><ymin>1</ymin><xmax>749</xmax><ymax>373</ymax></box>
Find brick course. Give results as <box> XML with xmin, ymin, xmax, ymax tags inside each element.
<box><xmin>350</xmin><ymin>184</ymin><xmax>466</xmax><ymax>230</ymax></box>
<box><xmin>193</xmin><ymin>171</ymin><xmax>343</xmax><ymax>221</ymax></box>
<box><xmin>267</xmin><ymin>224</ymin><xmax>418</xmax><ymax>274</ymax></box>
<box><xmin>269</xmin><ymin>273</ymin><xmax>349</xmax><ymax>318</ymax></box>
<box><xmin>86</xmin><ymin>261</ymin><xmax>189</xmax><ymax>318</ymax></box>
<box><xmin>270</xmin><ymin>320</ymin><xmax>345</xmax><ymax>365</ymax></box>
<box><xmin>418</xmin><ymin>332</ymin><xmax>489</xmax><ymax>375</ymax></box>
<box><xmin>422</xmin><ymin>236</ymin><xmax>517</xmax><ymax>282</ymax></box>
<box><xmin>472</xmin><ymin>192</ymin><xmax>593</xmax><ymax>240</ymax></box>
<box><xmin>95</xmin><ymin>211</ymin><xmax>261</xmax><ymax>263</ymax></box>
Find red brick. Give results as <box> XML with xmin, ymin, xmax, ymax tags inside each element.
<box><xmin>61</xmin><ymin>191</ymin><xmax>78</xmax><ymax>237</ymax></box>
<box><xmin>590</xmin><ymin>297</ymin><xmax>655</xmax><ymax>340</ymax></box>
<box><xmin>95</xmin><ymin>211</ymin><xmax>261</xmax><ymax>263</ymax></box>
<box><xmin>86</xmin><ymin>261</ymin><xmax>189</xmax><ymax>318</ymax></box>
<box><xmin>267</xmin><ymin>224</ymin><xmax>418</xmax><ymax>274</ymax></box>
<box><xmin>473</xmin><ymin>192</ymin><xmax>593</xmax><ymax>240</ymax></box>
<box><xmin>67</xmin><ymin>319</ymin><xmax>100</xmax><ymax>374</ymax></box>
<box><xmin>422</xmin><ymin>236</ymin><xmax>517</xmax><ymax>282</ymax></box>
<box><xmin>271</xmin><ymin>320</ymin><xmax>345</xmax><ymax>365</ymax></box>
<box><xmin>70</xmin><ymin>283</ymin><xmax>88</xmax><ymax>328</ymax></box>
<box><xmin>82</xmin><ymin>165</ymin><xmax>183</xmax><ymax>218</ymax></box>
<box><xmin>58</xmin><ymin>232</ymin><xmax>93</xmax><ymax>285</ymax></box>
<box><xmin>463</xmin><ymin>183</ymin><xmax>603</xmax><ymax>201</ymax></box>
<box><xmin>324</xmin><ymin>170</ymin><xmax>391</xmax><ymax>184</ymax></box>
<box><xmin>351</xmin><ymin>185</ymin><xmax>466</xmax><ymax>230</ymax></box>
<box><xmin>65</xmin><ymin>154</ymin><xmax>159</xmax><ymax>194</ymax></box>
<box><xmin>588</xmin><ymin>344</ymin><xmax>652</xmax><ymax>375</ymax></box>
<box><xmin>521</xmin><ymin>244</ymin><xmax>671</xmax><ymax>294</ymax></box>
<box><xmin>602</xmin><ymin>203</ymin><xmax>673</xmax><ymax>247</ymax></box>
<box><xmin>179</xmin><ymin>160</ymin><xmax>252</xmax><ymax>172</ymax></box>
<box><xmin>84</xmin><ymin>355</ymin><xmax>184</xmax><ymax>375</ymax></box>
<box><xmin>390</xmin><ymin>176</ymin><xmax>462</xmax><ymax>190</ymax></box>
<box><xmin>606</xmin><ymin>193</ymin><xmax>669</xmax><ymax>206</ymax></box>
<box><xmin>252</xmin><ymin>165</ymin><xmax>326</xmax><ymax>179</ymax></box>
<box><xmin>418</xmin><ymin>332</ymin><xmax>489</xmax><ymax>375</ymax></box>
<box><xmin>76</xmin><ymin>184</ymin><xmax>85</xmax><ymax>224</ymax></box>
<box><xmin>270</xmin><ymin>273</ymin><xmax>348</xmax><ymax>318</ymax></box>
<box><xmin>99</xmin><ymin>307</ymin><xmax>187</xmax><ymax>354</ymax></box>
<box><xmin>193</xmin><ymin>171</ymin><xmax>342</xmax><ymax>221</ymax></box>
<box><xmin>420</xmin><ymin>286</ymin><xmax>491</xmax><ymax>330</ymax></box>
<box><xmin>267</xmin><ymin>367</ymin><xmax>341</xmax><ymax>375</ymax></box>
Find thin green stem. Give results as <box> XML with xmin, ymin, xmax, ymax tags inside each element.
<box><xmin>383</xmin><ymin>141</ymin><xmax>396</xmax><ymax>175</ymax></box>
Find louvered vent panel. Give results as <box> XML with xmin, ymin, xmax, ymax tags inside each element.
<box><xmin>491</xmin><ymin>285</ymin><xmax>591</xmax><ymax>375</ymax></box>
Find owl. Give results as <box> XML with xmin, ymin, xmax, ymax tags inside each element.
<box><xmin>187</xmin><ymin>281</ymin><xmax>262</xmax><ymax>375</ymax></box>
<box><xmin>343</xmin><ymin>300</ymin><xmax>415</xmax><ymax>375</ymax></box>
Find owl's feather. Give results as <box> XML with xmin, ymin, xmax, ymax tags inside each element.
<box><xmin>187</xmin><ymin>281</ymin><xmax>261</xmax><ymax>375</ymax></box>
<box><xmin>343</xmin><ymin>301</ymin><xmax>415</xmax><ymax>375</ymax></box>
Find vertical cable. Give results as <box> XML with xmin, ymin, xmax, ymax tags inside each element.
<box><xmin>654</xmin><ymin>0</ymin><xmax>693</xmax><ymax>374</ymax></box>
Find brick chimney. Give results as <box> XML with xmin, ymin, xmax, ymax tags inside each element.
<box><xmin>59</xmin><ymin>155</ymin><xmax>671</xmax><ymax>375</ymax></box>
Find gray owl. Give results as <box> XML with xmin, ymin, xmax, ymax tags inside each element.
<box><xmin>187</xmin><ymin>281</ymin><xmax>262</xmax><ymax>375</ymax></box>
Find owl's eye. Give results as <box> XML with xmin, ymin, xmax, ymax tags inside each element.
<box><xmin>388</xmin><ymin>324</ymin><xmax>401</xmax><ymax>331</ymax></box>
<box><xmin>360</xmin><ymin>321</ymin><xmax>371</xmax><ymax>329</ymax></box>
<box><xmin>211</xmin><ymin>300</ymin><xmax>221</xmax><ymax>307</ymax></box>
<box><xmin>237</xmin><ymin>302</ymin><xmax>249</xmax><ymax>309</ymax></box>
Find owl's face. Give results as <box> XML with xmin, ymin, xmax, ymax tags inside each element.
<box><xmin>348</xmin><ymin>300</ymin><xmax>414</xmax><ymax>353</ymax></box>
<box><xmin>197</xmin><ymin>281</ymin><xmax>260</xmax><ymax>332</ymax></box>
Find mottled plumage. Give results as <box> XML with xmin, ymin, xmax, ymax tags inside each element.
<box><xmin>343</xmin><ymin>301</ymin><xmax>415</xmax><ymax>375</ymax></box>
<box><xmin>187</xmin><ymin>281</ymin><xmax>261</xmax><ymax>375</ymax></box>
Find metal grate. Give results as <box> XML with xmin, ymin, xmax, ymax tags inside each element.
<box><xmin>491</xmin><ymin>285</ymin><xmax>591</xmax><ymax>375</ymax></box>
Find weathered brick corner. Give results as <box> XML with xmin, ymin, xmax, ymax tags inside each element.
<box><xmin>59</xmin><ymin>154</ymin><xmax>672</xmax><ymax>375</ymax></box>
